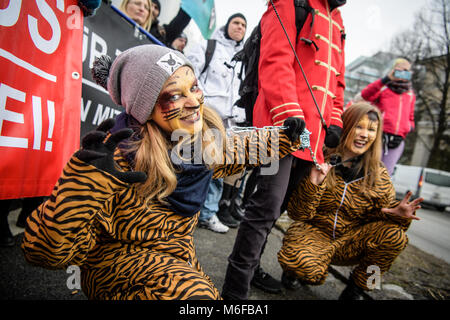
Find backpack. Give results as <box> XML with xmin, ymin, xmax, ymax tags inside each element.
<box><xmin>234</xmin><ymin>0</ymin><xmax>315</xmax><ymax>126</ymax></box>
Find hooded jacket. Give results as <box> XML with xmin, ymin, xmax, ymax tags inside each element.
<box><xmin>186</xmin><ymin>27</ymin><xmax>244</xmax><ymax>124</ymax></box>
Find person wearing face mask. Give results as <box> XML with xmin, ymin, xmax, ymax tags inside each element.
<box><xmin>360</xmin><ymin>58</ymin><xmax>416</xmax><ymax>176</ymax></box>
<box><xmin>21</xmin><ymin>45</ymin><xmax>305</xmax><ymax>300</ymax></box>
<box><xmin>187</xmin><ymin>13</ymin><xmax>248</xmax><ymax>233</ymax></box>
<box><xmin>278</xmin><ymin>102</ymin><xmax>423</xmax><ymax>300</ymax></box>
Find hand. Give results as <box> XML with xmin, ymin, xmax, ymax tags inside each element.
<box><xmin>388</xmin><ymin>68</ymin><xmax>410</xmax><ymax>83</ymax></box>
<box><xmin>324</xmin><ymin>125</ymin><xmax>342</xmax><ymax>148</ymax></box>
<box><xmin>309</xmin><ymin>162</ymin><xmax>332</xmax><ymax>185</ymax></box>
<box><xmin>283</xmin><ymin>117</ymin><xmax>306</xmax><ymax>142</ymax></box>
<box><xmin>381</xmin><ymin>191</ymin><xmax>423</xmax><ymax>221</ymax></box>
<box><xmin>387</xmin><ymin>69</ymin><xmax>395</xmax><ymax>81</ymax></box>
<box><xmin>75</xmin><ymin>118</ymin><xmax>147</xmax><ymax>184</ymax></box>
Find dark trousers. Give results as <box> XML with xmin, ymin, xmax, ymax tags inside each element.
<box><xmin>222</xmin><ymin>155</ymin><xmax>311</xmax><ymax>299</ymax></box>
<box><xmin>0</xmin><ymin>200</ymin><xmax>13</xmax><ymax>236</ymax></box>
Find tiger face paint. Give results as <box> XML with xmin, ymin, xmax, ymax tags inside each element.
<box><xmin>344</xmin><ymin>113</ymin><xmax>379</xmax><ymax>158</ymax></box>
<box><xmin>151</xmin><ymin>66</ymin><xmax>204</xmax><ymax>135</ymax></box>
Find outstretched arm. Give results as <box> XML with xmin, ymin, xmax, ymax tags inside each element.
<box><xmin>381</xmin><ymin>191</ymin><xmax>422</xmax><ymax>221</ymax></box>
<box><xmin>21</xmin><ymin>120</ymin><xmax>146</xmax><ymax>269</ymax></box>
<box><xmin>212</xmin><ymin>118</ymin><xmax>305</xmax><ymax>178</ymax></box>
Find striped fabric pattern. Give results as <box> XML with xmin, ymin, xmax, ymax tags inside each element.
<box><xmin>278</xmin><ymin>166</ymin><xmax>412</xmax><ymax>290</ymax></box>
<box><xmin>22</xmin><ymin>128</ymin><xmax>299</xmax><ymax>299</ymax></box>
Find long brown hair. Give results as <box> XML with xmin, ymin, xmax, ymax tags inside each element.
<box><xmin>130</xmin><ymin>106</ymin><xmax>225</xmax><ymax>206</ymax></box>
<box><xmin>324</xmin><ymin>102</ymin><xmax>383</xmax><ymax>195</ymax></box>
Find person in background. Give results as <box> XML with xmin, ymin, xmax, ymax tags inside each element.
<box><xmin>360</xmin><ymin>58</ymin><xmax>416</xmax><ymax>176</ymax></box>
<box><xmin>278</xmin><ymin>102</ymin><xmax>423</xmax><ymax>300</ymax></box>
<box><xmin>186</xmin><ymin>13</ymin><xmax>247</xmax><ymax>233</ymax></box>
<box><xmin>149</xmin><ymin>0</ymin><xmax>192</xmax><ymax>47</ymax></box>
<box><xmin>344</xmin><ymin>92</ymin><xmax>363</xmax><ymax>110</ymax></box>
<box><xmin>171</xmin><ymin>32</ymin><xmax>188</xmax><ymax>53</ymax></box>
<box><xmin>222</xmin><ymin>0</ymin><xmax>346</xmax><ymax>300</ymax></box>
<box><xmin>119</xmin><ymin>0</ymin><xmax>153</xmax><ymax>31</ymax></box>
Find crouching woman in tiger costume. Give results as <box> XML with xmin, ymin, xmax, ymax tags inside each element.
<box><xmin>21</xmin><ymin>45</ymin><xmax>305</xmax><ymax>300</ymax></box>
<box><xmin>278</xmin><ymin>102</ymin><xmax>423</xmax><ymax>300</ymax></box>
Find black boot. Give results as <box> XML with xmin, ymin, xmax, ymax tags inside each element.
<box><xmin>338</xmin><ymin>277</ymin><xmax>365</xmax><ymax>300</ymax></box>
<box><xmin>281</xmin><ymin>271</ymin><xmax>305</xmax><ymax>290</ymax></box>
<box><xmin>217</xmin><ymin>184</ymin><xmax>239</xmax><ymax>228</ymax></box>
<box><xmin>251</xmin><ymin>266</ymin><xmax>282</xmax><ymax>294</ymax></box>
<box><xmin>221</xmin><ymin>292</ymin><xmax>243</xmax><ymax>300</ymax></box>
<box><xmin>0</xmin><ymin>200</ymin><xmax>14</xmax><ymax>247</ymax></box>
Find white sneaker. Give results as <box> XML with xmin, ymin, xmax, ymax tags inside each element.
<box><xmin>199</xmin><ymin>214</ymin><xmax>229</xmax><ymax>233</ymax></box>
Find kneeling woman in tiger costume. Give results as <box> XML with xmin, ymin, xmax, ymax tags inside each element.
<box><xmin>278</xmin><ymin>102</ymin><xmax>423</xmax><ymax>300</ymax></box>
<box><xmin>21</xmin><ymin>45</ymin><xmax>305</xmax><ymax>300</ymax></box>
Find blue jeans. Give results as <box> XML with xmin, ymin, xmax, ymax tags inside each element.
<box><xmin>199</xmin><ymin>178</ymin><xmax>223</xmax><ymax>222</ymax></box>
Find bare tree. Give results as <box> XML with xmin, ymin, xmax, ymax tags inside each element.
<box><xmin>390</xmin><ymin>0</ymin><xmax>450</xmax><ymax>170</ymax></box>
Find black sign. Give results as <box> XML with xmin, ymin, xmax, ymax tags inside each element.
<box><xmin>81</xmin><ymin>4</ymin><xmax>158</xmax><ymax>137</ymax></box>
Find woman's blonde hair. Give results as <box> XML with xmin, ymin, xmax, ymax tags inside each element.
<box><xmin>393</xmin><ymin>58</ymin><xmax>410</xmax><ymax>68</ymax></box>
<box><xmin>324</xmin><ymin>101</ymin><xmax>383</xmax><ymax>195</ymax></box>
<box><xmin>119</xmin><ymin>0</ymin><xmax>153</xmax><ymax>31</ymax></box>
<box><xmin>129</xmin><ymin>106</ymin><xmax>225</xmax><ymax>206</ymax></box>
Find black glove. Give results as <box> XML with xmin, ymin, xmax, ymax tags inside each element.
<box><xmin>75</xmin><ymin>118</ymin><xmax>147</xmax><ymax>184</ymax></box>
<box><xmin>283</xmin><ymin>117</ymin><xmax>306</xmax><ymax>142</ymax></box>
<box><xmin>324</xmin><ymin>125</ymin><xmax>342</xmax><ymax>148</ymax></box>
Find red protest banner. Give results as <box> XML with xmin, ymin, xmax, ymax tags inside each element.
<box><xmin>0</xmin><ymin>0</ymin><xmax>83</xmax><ymax>199</ymax></box>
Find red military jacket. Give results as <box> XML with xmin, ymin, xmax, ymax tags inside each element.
<box><xmin>253</xmin><ymin>0</ymin><xmax>346</xmax><ymax>163</ymax></box>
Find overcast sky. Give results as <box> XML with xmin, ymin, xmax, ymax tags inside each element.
<box><xmin>112</xmin><ymin>0</ymin><xmax>431</xmax><ymax>65</ymax></box>
<box><xmin>211</xmin><ymin>0</ymin><xmax>430</xmax><ymax>64</ymax></box>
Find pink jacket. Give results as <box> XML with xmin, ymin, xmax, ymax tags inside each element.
<box><xmin>361</xmin><ymin>79</ymin><xmax>415</xmax><ymax>138</ymax></box>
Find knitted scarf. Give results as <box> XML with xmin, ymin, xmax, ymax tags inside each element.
<box><xmin>111</xmin><ymin>112</ymin><xmax>213</xmax><ymax>218</ymax></box>
<box><xmin>387</xmin><ymin>80</ymin><xmax>411</xmax><ymax>94</ymax></box>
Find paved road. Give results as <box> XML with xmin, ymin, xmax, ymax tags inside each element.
<box><xmin>406</xmin><ymin>206</ymin><xmax>450</xmax><ymax>264</ymax></box>
<box><xmin>194</xmin><ymin>226</ymin><xmax>346</xmax><ymax>300</ymax></box>
<box><xmin>2</xmin><ymin>207</ymin><xmax>437</xmax><ymax>301</ymax></box>
<box><xmin>0</xmin><ymin>222</ymin><xmax>346</xmax><ymax>300</ymax></box>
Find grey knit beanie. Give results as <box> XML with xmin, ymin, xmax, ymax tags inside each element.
<box><xmin>91</xmin><ymin>44</ymin><xmax>193</xmax><ymax>124</ymax></box>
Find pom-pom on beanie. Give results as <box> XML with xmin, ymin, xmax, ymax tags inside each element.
<box><xmin>91</xmin><ymin>44</ymin><xmax>193</xmax><ymax>124</ymax></box>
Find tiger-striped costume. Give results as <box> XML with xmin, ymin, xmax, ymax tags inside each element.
<box><xmin>278</xmin><ymin>165</ymin><xmax>412</xmax><ymax>290</ymax></box>
<box><xmin>21</xmin><ymin>128</ymin><xmax>298</xmax><ymax>300</ymax></box>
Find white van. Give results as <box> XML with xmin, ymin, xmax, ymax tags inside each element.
<box><xmin>391</xmin><ymin>164</ymin><xmax>450</xmax><ymax>211</ymax></box>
